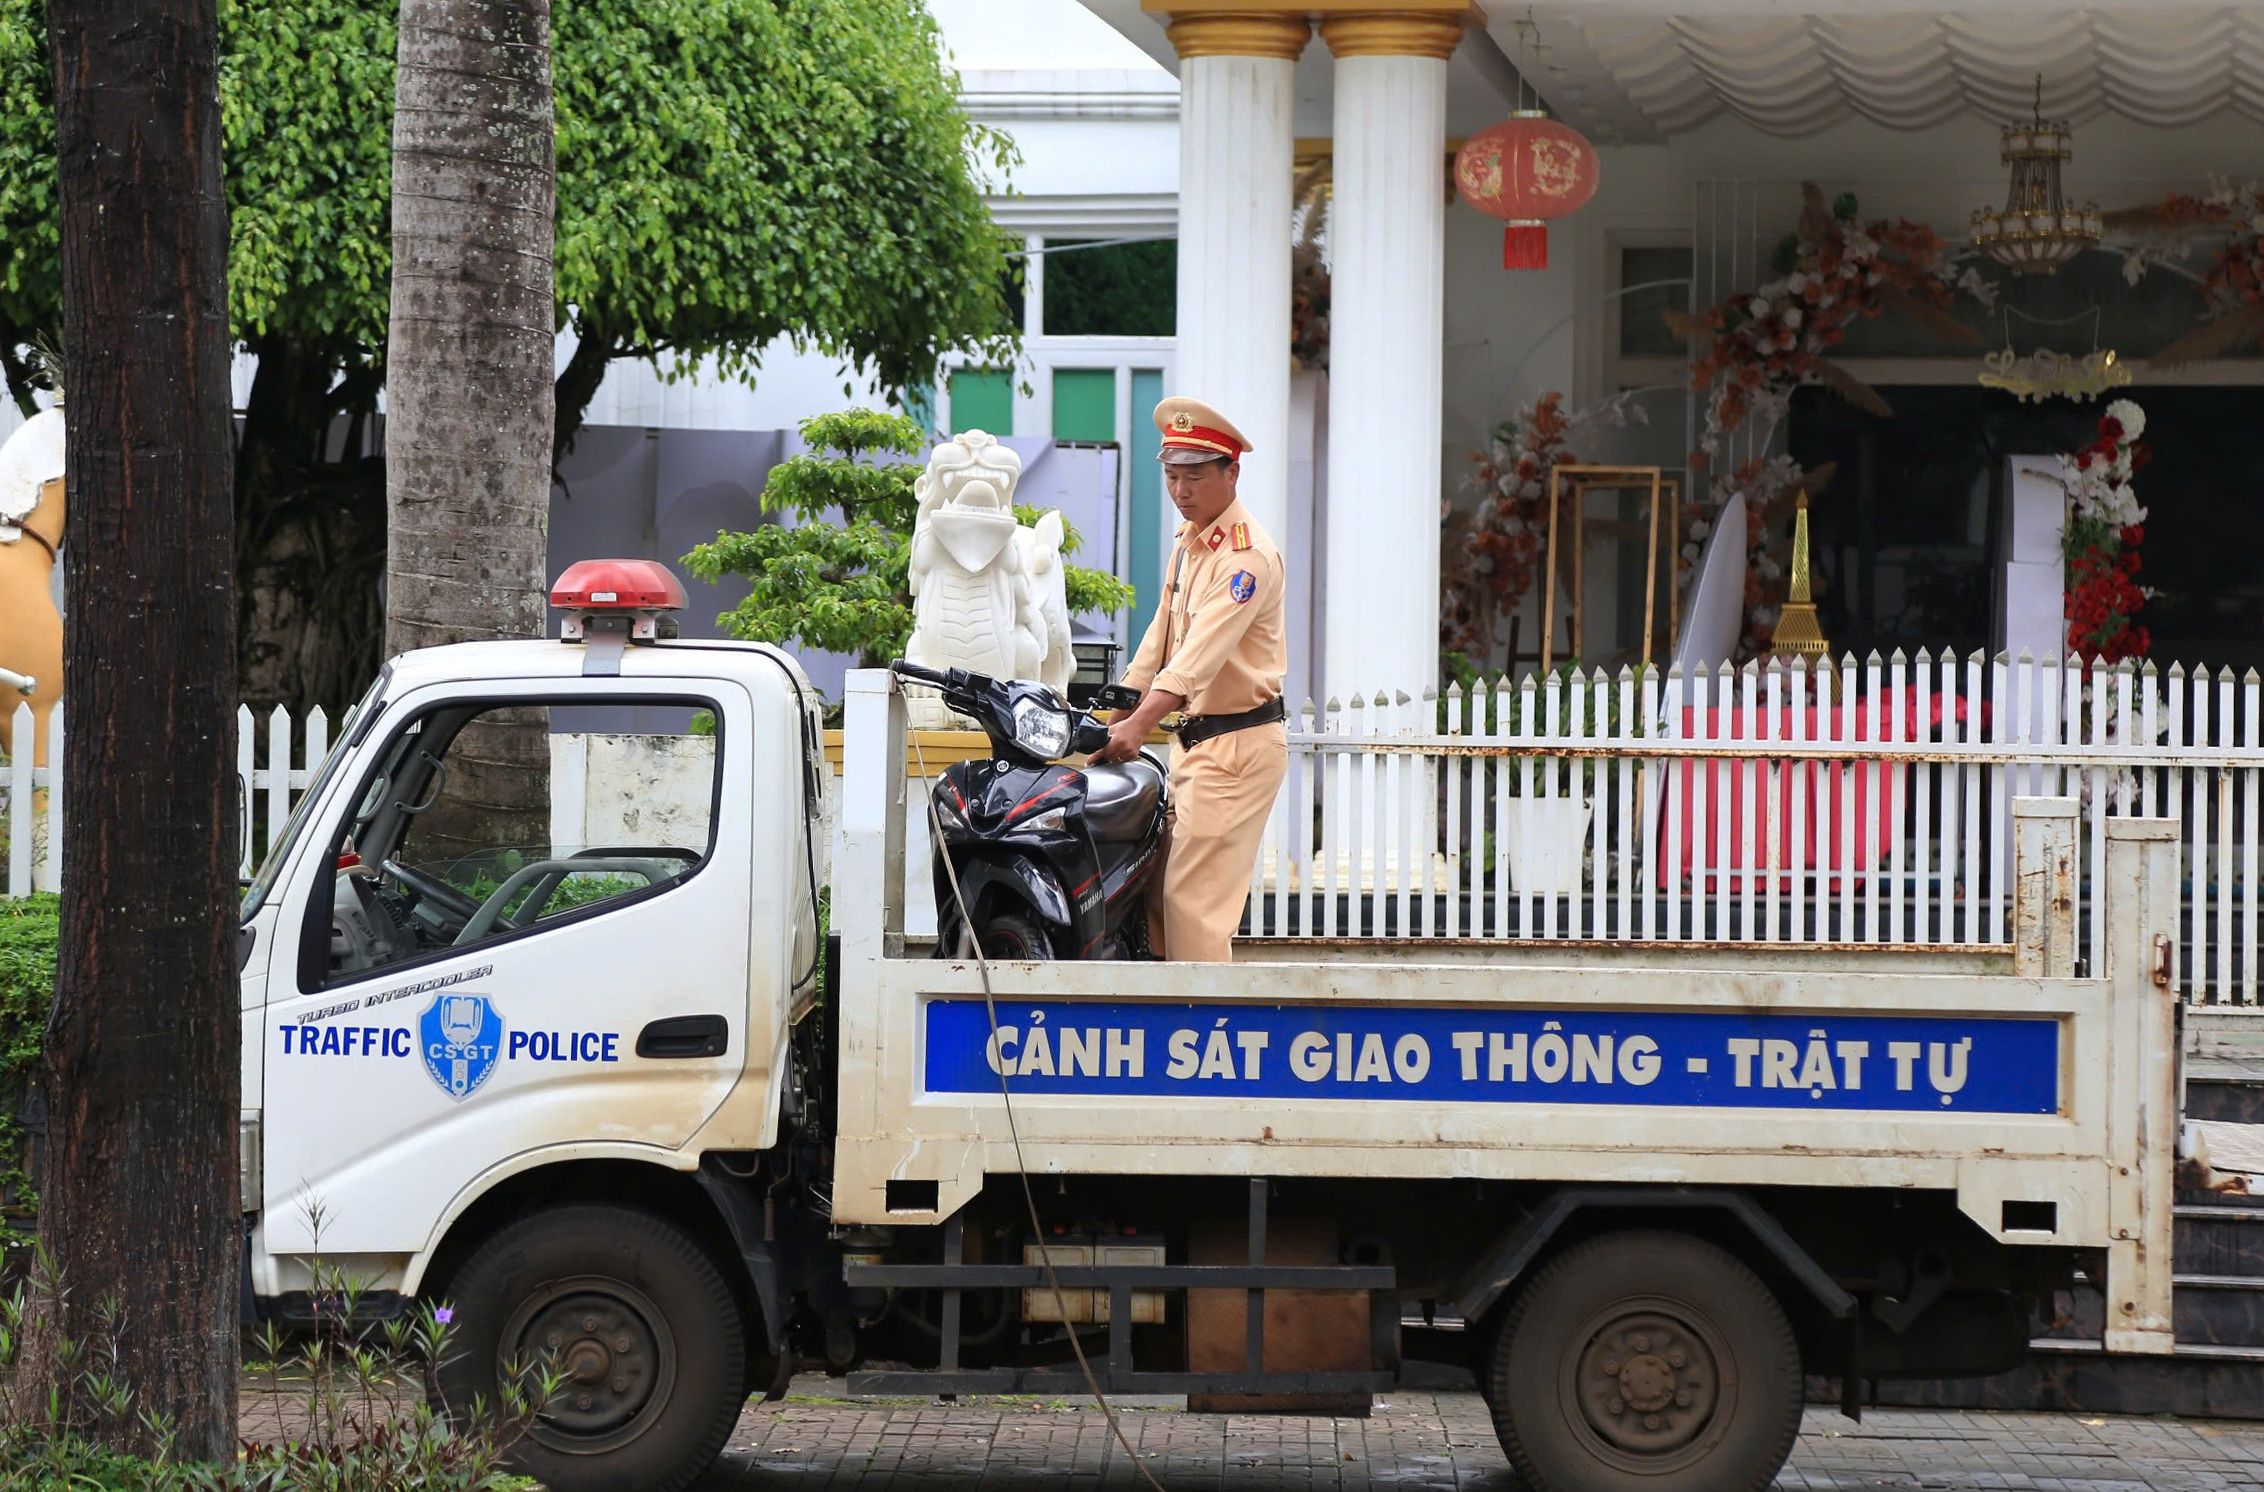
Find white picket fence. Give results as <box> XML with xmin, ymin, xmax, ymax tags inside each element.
<box><xmin>0</xmin><ymin>703</ymin><xmax>338</xmax><ymax>896</ymax></box>
<box><xmin>10</xmin><ymin>653</ymin><xmax>2264</xmax><ymax>1007</ymax></box>
<box><xmin>1244</xmin><ymin>652</ymin><xmax>2264</xmax><ymax>1007</ymax></box>
<box><xmin>0</xmin><ymin>704</ymin><xmax>63</xmax><ymax>896</ymax></box>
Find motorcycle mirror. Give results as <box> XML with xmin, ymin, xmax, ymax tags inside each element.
<box><xmin>1092</xmin><ymin>683</ymin><xmax>1141</xmax><ymax>712</ymax></box>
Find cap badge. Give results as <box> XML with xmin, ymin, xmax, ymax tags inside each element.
<box><xmin>1170</xmin><ymin>411</ymin><xmax>1196</xmax><ymax>433</ymax></box>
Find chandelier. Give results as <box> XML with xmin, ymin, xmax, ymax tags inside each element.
<box><xmin>1969</xmin><ymin>78</ymin><xmax>2102</xmax><ymax>275</ymax></box>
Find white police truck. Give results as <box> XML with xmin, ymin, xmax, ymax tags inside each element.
<box><xmin>235</xmin><ymin>561</ymin><xmax>2182</xmax><ymax>1492</ymax></box>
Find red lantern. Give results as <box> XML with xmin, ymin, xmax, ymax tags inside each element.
<box><xmin>1454</xmin><ymin>111</ymin><xmax>1600</xmax><ymax>270</ymax></box>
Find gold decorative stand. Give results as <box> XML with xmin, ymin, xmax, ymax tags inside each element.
<box><xmin>1540</xmin><ymin>464</ymin><xmax>1678</xmax><ymax>673</ymax></box>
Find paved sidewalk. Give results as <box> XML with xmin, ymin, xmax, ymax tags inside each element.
<box><xmin>693</xmin><ymin>1378</ymin><xmax>2264</xmax><ymax>1491</ymax></box>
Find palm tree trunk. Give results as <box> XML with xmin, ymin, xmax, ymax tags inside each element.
<box><xmin>386</xmin><ymin>0</ymin><xmax>556</xmax><ymax>855</ymax></box>
<box><xmin>39</xmin><ymin>0</ymin><xmax>240</xmax><ymax>1456</ymax></box>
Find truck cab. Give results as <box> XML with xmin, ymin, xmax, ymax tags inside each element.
<box><xmin>238</xmin><ymin>600</ymin><xmax>823</xmax><ymax>1489</ymax></box>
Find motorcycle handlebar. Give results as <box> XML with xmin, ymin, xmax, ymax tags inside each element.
<box><xmin>889</xmin><ymin>660</ymin><xmax>948</xmax><ymax>686</ymax></box>
<box><xmin>1071</xmin><ymin>714</ymin><xmax>1111</xmax><ymax>756</ymax></box>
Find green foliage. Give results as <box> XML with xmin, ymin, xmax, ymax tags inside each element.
<box><xmin>0</xmin><ymin>895</ymin><xmax>54</xmax><ymax>1245</ymax></box>
<box><xmin>684</xmin><ymin>409</ymin><xmax>1136</xmax><ymax>672</ymax></box>
<box><xmin>217</xmin><ymin>0</ymin><xmax>395</xmax><ymax>347</ymax></box>
<box><xmin>0</xmin><ymin>0</ymin><xmax>1021</xmax><ymax>709</ymax></box>
<box><xmin>0</xmin><ymin>0</ymin><xmax>55</xmax><ymax>404</ymax></box>
<box><xmin>0</xmin><ymin>1246</ymin><xmax>548</xmax><ymax>1489</ymax></box>
<box><xmin>0</xmin><ymin>0</ymin><xmax>1015</xmax><ymax>403</ymax></box>
<box><xmin>554</xmin><ymin>0</ymin><xmax>1019</xmax><ymax>398</ymax></box>
<box><xmin>1</xmin><ymin>0</ymin><xmax>397</xmax><ymax>374</ymax></box>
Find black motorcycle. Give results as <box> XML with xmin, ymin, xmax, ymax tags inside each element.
<box><xmin>890</xmin><ymin>661</ymin><xmax>1167</xmax><ymax>960</ymax></box>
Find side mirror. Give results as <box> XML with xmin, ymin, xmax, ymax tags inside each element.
<box><xmin>1092</xmin><ymin>683</ymin><xmax>1141</xmax><ymax>713</ymax></box>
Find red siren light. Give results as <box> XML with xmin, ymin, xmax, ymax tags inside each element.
<box><xmin>550</xmin><ymin>558</ymin><xmax>686</xmax><ymax>611</ymax></box>
<box><xmin>551</xmin><ymin>559</ymin><xmax>686</xmax><ymax>651</ymax></box>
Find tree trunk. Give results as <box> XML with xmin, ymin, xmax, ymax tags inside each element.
<box><xmin>235</xmin><ymin>335</ymin><xmax>387</xmax><ymax>715</ymax></box>
<box><xmin>40</xmin><ymin>0</ymin><xmax>240</xmax><ymax>1458</ymax></box>
<box><xmin>386</xmin><ymin>0</ymin><xmax>555</xmax><ymax>854</ymax></box>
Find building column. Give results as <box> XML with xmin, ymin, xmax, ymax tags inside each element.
<box><xmin>1320</xmin><ymin>11</ymin><xmax>1460</xmax><ymax>700</ymax></box>
<box><xmin>1166</xmin><ymin>11</ymin><xmax>1309</xmax><ymax>544</ymax></box>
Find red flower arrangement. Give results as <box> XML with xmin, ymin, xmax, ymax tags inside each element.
<box><xmin>2058</xmin><ymin>402</ymin><xmax>2152</xmax><ymax>663</ymax></box>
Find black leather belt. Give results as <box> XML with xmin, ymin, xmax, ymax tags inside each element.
<box><xmin>1176</xmin><ymin>697</ymin><xmax>1286</xmax><ymax>749</ymax></box>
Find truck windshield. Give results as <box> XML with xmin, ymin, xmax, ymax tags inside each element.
<box><xmin>240</xmin><ymin>669</ymin><xmax>389</xmax><ymax>920</ymax></box>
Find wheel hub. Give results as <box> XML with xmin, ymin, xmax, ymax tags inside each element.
<box><xmin>501</xmin><ymin>1278</ymin><xmax>678</xmax><ymax>1454</ymax></box>
<box><xmin>1574</xmin><ymin>1311</ymin><xmax>1720</xmax><ymax>1456</ymax></box>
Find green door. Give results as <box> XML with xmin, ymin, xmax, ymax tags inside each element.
<box><xmin>1051</xmin><ymin>368</ymin><xmax>1116</xmax><ymax>443</ymax></box>
<box><xmin>1128</xmin><ymin>369</ymin><xmax>1165</xmax><ymax>647</ymax></box>
<box><xmin>948</xmin><ymin>368</ymin><xmax>1012</xmax><ymax>437</ymax></box>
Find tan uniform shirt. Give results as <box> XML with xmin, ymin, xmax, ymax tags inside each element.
<box><xmin>1120</xmin><ymin>498</ymin><xmax>1286</xmax><ymax>715</ymax></box>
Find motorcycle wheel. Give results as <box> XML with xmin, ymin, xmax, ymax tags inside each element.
<box><xmin>979</xmin><ymin>913</ymin><xmax>1054</xmax><ymax>959</ymax></box>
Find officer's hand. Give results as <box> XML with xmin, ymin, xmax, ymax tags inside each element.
<box><xmin>1091</xmin><ymin>714</ymin><xmax>1145</xmax><ymax>765</ymax></box>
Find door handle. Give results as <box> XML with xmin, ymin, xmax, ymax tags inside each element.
<box><xmin>636</xmin><ymin>1014</ymin><xmax>730</xmax><ymax>1059</ymax></box>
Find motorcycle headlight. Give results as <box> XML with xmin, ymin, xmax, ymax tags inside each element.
<box><xmin>1018</xmin><ymin>805</ymin><xmax>1069</xmax><ymax>834</ymax></box>
<box><xmin>1010</xmin><ymin>698</ymin><xmax>1073</xmax><ymax>760</ymax></box>
<box><xmin>930</xmin><ymin>787</ymin><xmax>969</xmax><ymax>833</ymax></box>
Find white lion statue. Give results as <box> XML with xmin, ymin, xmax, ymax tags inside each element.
<box><xmin>905</xmin><ymin>430</ymin><xmax>1076</xmax><ymax>727</ymax></box>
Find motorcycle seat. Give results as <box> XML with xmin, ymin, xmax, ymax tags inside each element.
<box><xmin>1081</xmin><ymin>759</ymin><xmax>1164</xmax><ymax>842</ymax></box>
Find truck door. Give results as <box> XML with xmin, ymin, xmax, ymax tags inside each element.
<box><xmin>259</xmin><ymin>677</ymin><xmax>753</xmax><ymax>1257</ymax></box>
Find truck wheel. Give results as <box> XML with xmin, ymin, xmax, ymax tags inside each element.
<box><xmin>434</xmin><ymin>1203</ymin><xmax>747</xmax><ymax>1492</ymax></box>
<box><xmin>1485</xmin><ymin>1230</ymin><xmax>1801</xmax><ymax>1492</ymax></box>
<box><xmin>980</xmin><ymin>912</ymin><xmax>1054</xmax><ymax>959</ymax></box>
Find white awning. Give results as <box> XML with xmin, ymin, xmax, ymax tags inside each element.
<box><xmin>1516</xmin><ymin>3</ymin><xmax>2264</xmax><ymax>142</ymax></box>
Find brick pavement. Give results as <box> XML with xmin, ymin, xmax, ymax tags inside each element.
<box><xmin>690</xmin><ymin>1377</ymin><xmax>2264</xmax><ymax>1491</ymax></box>
<box><xmin>228</xmin><ymin>1372</ymin><xmax>2264</xmax><ymax>1488</ymax></box>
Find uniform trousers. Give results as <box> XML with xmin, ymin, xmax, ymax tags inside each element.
<box><xmin>1151</xmin><ymin>721</ymin><xmax>1288</xmax><ymax>962</ymax></box>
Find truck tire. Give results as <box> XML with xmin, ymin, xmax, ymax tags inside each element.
<box><xmin>1485</xmin><ymin>1230</ymin><xmax>1801</xmax><ymax>1492</ymax></box>
<box><xmin>434</xmin><ymin>1203</ymin><xmax>747</xmax><ymax>1492</ymax></box>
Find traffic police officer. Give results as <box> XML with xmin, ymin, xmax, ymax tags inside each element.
<box><xmin>1091</xmin><ymin>397</ymin><xmax>1287</xmax><ymax>962</ymax></box>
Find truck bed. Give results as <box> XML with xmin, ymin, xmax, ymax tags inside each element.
<box><xmin>834</xmin><ymin>672</ymin><xmax>2184</xmax><ymax>1358</ymax></box>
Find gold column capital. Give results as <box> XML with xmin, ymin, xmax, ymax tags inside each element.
<box><xmin>1319</xmin><ymin>11</ymin><xmax>1465</xmax><ymax>59</ymax></box>
<box><xmin>1161</xmin><ymin>11</ymin><xmax>1313</xmax><ymax>61</ymax></box>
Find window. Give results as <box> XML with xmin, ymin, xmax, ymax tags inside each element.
<box><xmin>1042</xmin><ymin>238</ymin><xmax>1176</xmax><ymax>337</ymax></box>
<box><xmin>312</xmin><ymin>699</ymin><xmax>719</xmax><ymax>983</ymax></box>
<box><xmin>1617</xmin><ymin>246</ymin><xmax>1695</xmax><ymax>358</ymax></box>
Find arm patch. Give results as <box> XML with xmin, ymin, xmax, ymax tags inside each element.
<box><xmin>1229</xmin><ymin>570</ymin><xmax>1257</xmax><ymax>604</ymax></box>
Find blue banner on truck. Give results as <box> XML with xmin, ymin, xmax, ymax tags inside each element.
<box><xmin>923</xmin><ymin>1001</ymin><xmax>2060</xmax><ymax>1114</ymax></box>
